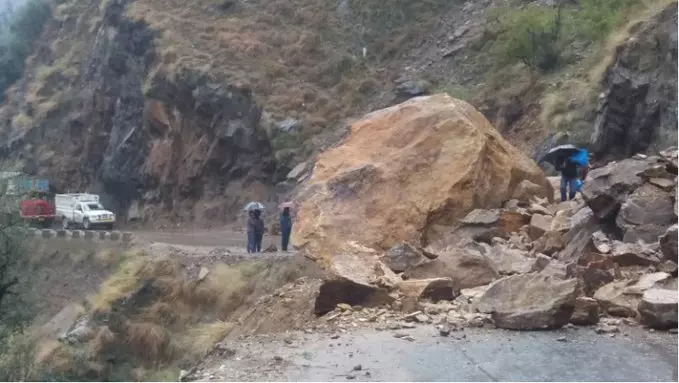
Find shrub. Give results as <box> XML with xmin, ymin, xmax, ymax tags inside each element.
<box><xmin>492</xmin><ymin>4</ymin><xmax>565</xmax><ymax>72</ymax></box>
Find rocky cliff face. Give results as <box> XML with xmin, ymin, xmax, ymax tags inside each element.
<box><xmin>591</xmin><ymin>3</ymin><xmax>678</xmax><ymax>160</ymax></box>
<box><xmin>0</xmin><ymin>0</ymin><xmax>275</xmax><ymax>224</ymax></box>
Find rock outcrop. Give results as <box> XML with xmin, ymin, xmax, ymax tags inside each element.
<box><xmin>293</xmin><ymin>94</ymin><xmax>552</xmax><ymax>271</ymax></box>
<box><xmin>0</xmin><ymin>0</ymin><xmax>275</xmax><ymax>224</ymax></box>
<box><xmin>590</xmin><ymin>2</ymin><xmax>678</xmax><ymax>160</ymax></box>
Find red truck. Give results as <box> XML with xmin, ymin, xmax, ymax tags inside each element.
<box><xmin>0</xmin><ymin>173</ymin><xmax>55</xmax><ymax>227</ymax></box>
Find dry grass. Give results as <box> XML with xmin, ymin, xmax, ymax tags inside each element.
<box><xmin>124</xmin><ymin>0</ymin><xmax>450</xmax><ymax>139</ymax></box>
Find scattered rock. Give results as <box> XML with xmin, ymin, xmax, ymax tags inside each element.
<box><xmin>533</xmin><ymin>231</ymin><xmax>565</xmax><ymax>256</ymax></box>
<box><xmin>396</xmin><ymin>79</ymin><xmax>429</xmax><ymax>97</ymax></box>
<box><xmin>595</xmin><ymin>324</ymin><xmax>620</xmax><ymax>334</ymax></box>
<box><xmin>337</xmin><ymin>303</ymin><xmax>354</xmax><ymax>312</ymax></box>
<box><xmin>513</xmin><ymin>180</ymin><xmax>546</xmax><ymax>203</ymax></box>
<box><xmin>287</xmin><ymin>162</ymin><xmax>308</xmax><ymax>180</ymax></box>
<box><xmin>531</xmin><ymin>254</ymin><xmax>552</xmax><ymax>273</ymax></box>
<box><xmin>179</xmin><ymin>370</ymin><xmax>189</xmax><ymax>381</ymax></box>
<box><xmin>461</xmin><ymin>209</ymin><xmax>500</xmax><ymax>225</ymax></box>
<box><xmin>263</xmin><ymin>243</ymin><xmax>278</xmax><ymax>253</ymax></box>
<box><xmin>198</xmin><ymin>267</ymin><xmax>210</xmax><ymax>281</ymax></box>
<box><xmin>529</xmin><ymin>214</ymin><xmax>553</xmax><ymax>240</ymax></box>
<box><xmin>403</xmin><ymin>246</ymin><xmax>499</xmax><ymax>290</ymax></box>
<box><xmin>383</xmin><ymin>243</ymin><xmax>430</xmax><ymax>273</ymax></box>
<box><xmin>353</xmin><ymin>364</ymin><xmax>362</xmax><ymax>371</ymax></box>
<box><xmin>396</xmin><ymin>277</ymin><xmax>458</xmax><ymax>303</ymax></box>
<box><xmin>476</xmin><ymin>273</ymin><xmax>577</xmax><ymax>330</ymax></box>
<box><xmin>582</xmin><ymin>158</ymin><xmax>654</xmax><ymax>220</ymax></box>
<box><xmin>591</xmin><ymin>231</ymin><xmax>612</xmax><ymax>253</ymax></box>
<box><xmin>659</xmin><ymin>224</ymin><xmax>678</xmax><ymax>263</ymax></box>
<box><xmin>570</xmin><ymin>297</ymin><xmax>600</xmax><ymax>326</ymax></box>
<box><xmin>616</xmin><ymin>183</ymin><xmax>676</xmax><ymax>243</ymax></box>
<box><xmin>610</xmin><ymin>241</ymin><xmax>660</xmax><ymax>267</ymax></box>
<box><xmin>556</xmin><ymin>336</ymin><xmax>567</xmax><ymax>342</ymax></box>
<box><xmin>638</xmin><ymin>288</ymin><xmax>678</xmax><ymax>329</ymax></box>
<box><xmin>593</xmin><ymin>273</ymin><xmax>670</xmax><ymax>317</ymax></box>
<box><xmin>486</xmin><ymin>245</ymin><xmax>534</xmax><ymax>275</ymax></box>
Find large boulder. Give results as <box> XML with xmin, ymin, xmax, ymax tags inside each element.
<box><xmin>581</xmin><ymin>158</ymin><xmax>656</xmax><ymax>220</ymax></box>
<box><xmin>403</xmin><ymin>246</ymin><xmax>499</xmax><ymax>290</ymax></box>
<box><xmin>637</xmin><ymin>288</ymin><xmax>678</xmax><ymax>329</ymax></box>
<box><xmin>569</xmin><ymin>296</ymin><xmax>600</xmax><ymax>326</ymax></box>
<box><xmin>616</xmin><ymin>184</ymin><xmax>676</xmax><ymax>243</ymax></box>
<box><xmin>476</xmin><ymin>273</ymin><xmax>577</xmax><ymax>330</ymax></box>
<box><xmin>292</xmin><ymin>94</ymin><xmax>552</xmax><ymax>271</ymax></box>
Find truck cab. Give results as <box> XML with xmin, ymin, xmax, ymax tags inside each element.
<box><xmin>56</xmin><ymin>194</ymin><xmax>116</xmax><ymax>230</ymax></box>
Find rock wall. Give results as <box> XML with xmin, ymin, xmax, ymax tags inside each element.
<box><xmin>591</xmin><ymin>3</ymin><xmax>678</xmax><ymax>160</ymax></box>
<box><xmin>0</xmin><ymin>0</ymin><xmax>275</xmax><ymax>224</ymax></box>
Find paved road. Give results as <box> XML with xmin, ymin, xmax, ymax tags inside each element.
<box><xmin>197</xmin><ymin>326</ymin><xmax>678</xmax><ymax>382</ymax></box>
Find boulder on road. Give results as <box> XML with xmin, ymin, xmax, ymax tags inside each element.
<box><xmin>593</xmin><ymin>273</ymin><xmax>671</xmax><ymax>317</ymax></box>
<box><xmin>476</xmin><ymin>273</ymin><xmax>577</xmax><ymax>330</ymax></box>
<box><xmin>570</xmin><ymin>296</ymin><xmax>600</xmax><ymax>326</ymax></box>
<box><xmin>403</xmin><ymin>246</ymin><xmax>499</xmax><ymax>290</ymax></box>
<box><xmin>637</xmin><ymin>288</ymin><xmax>678</xmax><ymax>329</ymax></box>
<box><xmin>616</xmin><ymin>184</ymin><xmax>676</xmax><ymax>243</ymax></box>
<box><xmin>659</xmin><ymin>225</ymin><xmax>678</xmax><ymax>263</ymax></box>
<box><xmin>582</xmin><ymin>158</ymin><xmax>656</xmax><ymax>219</ymax></box>
<box><xmin>292</xmin><ymin>94</ymin><xmax>552</xmax><ymax>271</ymax></box>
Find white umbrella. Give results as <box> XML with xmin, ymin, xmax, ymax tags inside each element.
<box><xmin>244</xmin><ymin>201</ymin><xmax>265</xmax><ymax>211</ymax></box>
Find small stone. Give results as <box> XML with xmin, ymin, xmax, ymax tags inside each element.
<box><xmin>337</xmin><ymin>303</ymin><xmax>353</xmax><ymax>311</ymax></box>
<box><xmin>346</xmin><ymin>374</ymin><xmax>356</xmax><ymax>380</ymax></box>
<box><xmin>669</xmin><ymin>328</ymin><xmax>678</xmax><ymax>334</ymax></box>
<box><xmin>439</xmin><ymin>327</ymin><xmax>451</xmax><ymax>337</ymax></box>
<box><xmin>353</xmin><ymin>364</ymin><xmax>362</xmax><ymax>371</ymax></box>
<box><xmin>415</xmin><ymin>314</ymin><xmax>430</xmax><ymax>323</ymax></box>
<box><xmin>402</xmin><ymin>335</ymin><xmax>416</xmax><ymax>342</ymax></box>
<box><xmin>392</xmin><ymin>332</ymin><xmax>409</xmax><ymax>338</ymax></box>
<box><xmin>556</xmin><ymin>336</ymin><xmax>567</xmax><ymax>342</ymax></box>
<box><xmin>273</xmin><ymin>355</ymin><xmax>283</xmax><ymax>362</ymax></box>
<box><xmin>330</xmin><ymin>334</ymin><xmax>340</xmax><ymax>339</ymax></box>
<box><xmin>179</xmin><ymin>370</ymin><xmax>189</xmax><ymax>381</ymax></box>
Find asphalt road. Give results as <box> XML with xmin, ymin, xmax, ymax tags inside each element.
<box><xmin>198</xmin><ymin>325</ymin><xmax>678</xmax><ymax>382</ymax></box>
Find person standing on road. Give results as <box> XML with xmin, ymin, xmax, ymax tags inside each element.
<box><xmin>252</xmin><ymin>209</ymin><xmax>265</xmax><ymax>252</ymax></box>
<box><xmin>555</xmin><ymin>148</ymin><xmax>589</xmax><ymax>202</ymax></box>
<box><xmin>280</xmin><ymin>206</ymin><xmax>293</xmax><ymax>251</ymax></box>
<box><xmin>246</xmin><ymin>210</ymin><xmax>256</xmax><ymax>253</ymax></box>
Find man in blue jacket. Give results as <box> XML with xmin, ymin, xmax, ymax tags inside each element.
<box><xmin>280</xmin><ymin>207</ymin><xmax>293</xmax><ymax>252</ymax></box>
<box><xmin>556</xmin><ymin>149</ymin><xmax>589</xmax><ymax>202</ymax></box>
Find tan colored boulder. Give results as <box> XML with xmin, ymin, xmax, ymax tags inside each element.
<box><xmin>512</xmin><ymin>180</ymin><xmax>545</xmax><ymax>203</ymax></box>
<box><xmin>403</xmin><ymin>246</ymin><xmax>499</xmax><ymax>290</ymax></box>
<box><xmin>529</xmin><ymin>214</ymin><xmax>552</xmax><ymax>240</ymax></box>
<box><xmin>498</xmin><ymin>210</ymin><xmax>532</xmax><ymax>238</ymax></box>
<box><xmin>476</xmin><ymin>273</ymin><xmax>577</xmax><ymax>330</ymax></box>
<box><xmin>638</xmin><ymin>288</ymin><xmax>678</xmax><ymax>329</ymax></box>
<box><xmin>570</xmin><ymin>296</ymin><xmax>600</xmax><ymax>326</ymax></box>
<box><xmin>292</xmin><ymin>94</ymin><xmax>552</xmax><ymax>271</ymax></box>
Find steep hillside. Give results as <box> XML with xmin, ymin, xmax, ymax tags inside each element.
<box><xmin>0</xmin><ymin>0</ymin><xmax>676</xmax><ymax>225</ymax></box>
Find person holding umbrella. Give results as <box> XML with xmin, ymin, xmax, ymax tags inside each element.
<box><xmin>539</xmin><ymin>145</ymin><xmax>590</xmax><ymax>202</ymax></box>
<box><xmin>279</xmin><ymin>202</ymin><xmax>294</xmax><ymax>252</ymax></box>
<box><xmin>244</xmin><ymin>202</ymin><xmax>265</xmax><ymax>253</ymax></box>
